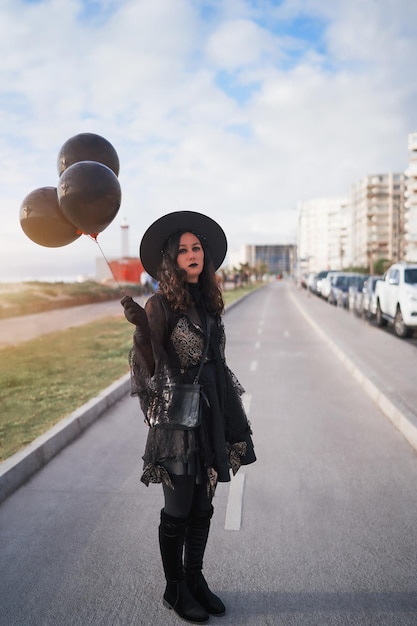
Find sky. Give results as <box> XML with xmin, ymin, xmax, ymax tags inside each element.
<box><xmin>1</xmin><ymin>0</ymin><xmax>417</xmax><ymax>281</ymax></box>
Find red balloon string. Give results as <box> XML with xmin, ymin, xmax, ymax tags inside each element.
<box><xmin>76</xmin><ymin>229</ymin><xmax>99</xmax><ymax>240</ymax></box>
<box><xmin>73</xmin><ymin>231</ymin><xmax>125</xmax><ymax>295</ymax></box>
<box><xmin>90</xmin><ymin>236</ymin><xmax>126</xmax><ymax>297</ymax></box>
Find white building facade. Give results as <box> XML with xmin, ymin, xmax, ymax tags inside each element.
<box><xmin>297</xmin><ymin>197</ymin><xmax>350</xmax><ymax>274</ymax></box>
<box><xmin>296</xmin><ymin>134</ymin><xmax>416</xmax><ymax>274</ymax></box>
<box><xmin>350</xmin><ymin>173</ymin><xmax>406</xmax><ymax>271</ymax></box>
<box><xmin>405</xmin><ymin>132</ymin><xmax>417</xmax><ymax>261</ymax></box>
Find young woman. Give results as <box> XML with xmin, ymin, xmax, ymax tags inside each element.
<box><xmin>121</xmin><ymin>211</ymin><xmax>256</xmax><ymax>624</ymax></box>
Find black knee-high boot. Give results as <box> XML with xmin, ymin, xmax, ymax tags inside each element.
<box><xmin>158</xmin><ymin>509</ymin><xmax>209</xmax><ymax>624</ymax></box>
<box><xmin>184</xmin><ymin>506</ymin><xmax>226</xmax><ymax>616</ymax></box>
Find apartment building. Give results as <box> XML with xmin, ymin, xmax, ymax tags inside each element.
<box><xmin>297</xmin><ymin>197</ymin><xmax>349</xmax><ymax>273</ymax></box>
<box><xmin>296</xmin><ymin>133</ymin><xmax>417</xmax><ymax>271</ymax></box>
<box><xmin>405</xmin><ymin>132</ymin><xmax>417</xmax><ymax>261</ymax></box>
<box><xmin>350</xmin><ymin>173</ymin><xmax>406</xmax><ymax>271</ymax></box>
<box><xmin>244</xmin><ymin>244</ymin><xmax>295</xmax><ymax>275</ymax></box>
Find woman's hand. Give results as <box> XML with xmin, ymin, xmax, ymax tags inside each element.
<box><xmin>121</xmin><ymin>296</ymin><xmax>148</xmax><ymax>328</ymax></box>
<box><xmin>121</xmin><ymin>296</ymin><xmax>154</xmax><ymax>370</ymax></box>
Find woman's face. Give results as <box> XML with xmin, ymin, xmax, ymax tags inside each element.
<box><xmin>176</xmin><ymin>232</ymin><xmax>204</xmax><ymax>283</ymax></box>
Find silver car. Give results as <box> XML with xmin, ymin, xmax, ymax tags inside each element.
<box><xmin>321</xmin><ymin>271</ymin><xmax>342</xmax><ymax>301</ymax></box>
<box><xmin>362</xmin><ymin>275</ymin><xmax>383</xmax><ymax>319</ymax></box>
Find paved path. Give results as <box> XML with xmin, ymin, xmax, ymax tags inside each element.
<box><xmin>0</xmin><ymin>298</ymin><xmax>147</xmax><ymax>346</ymax></box>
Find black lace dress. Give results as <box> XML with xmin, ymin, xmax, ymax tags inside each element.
<box><xmin>128</xmin><ymin>285</ymin><xmax>256</xmax><ymax>494</ymax></box>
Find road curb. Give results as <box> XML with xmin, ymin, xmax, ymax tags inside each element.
<box><xmin>290</xmin><ymin>291</ymin><xmax>417</xmax><ymax>454</ymax></box>
<box><xmin>0</xmin><ymin>289</ymin><xmax>262</xmax><ymax>504</ymax></box>
<box><xmin>0</xmin><ymin>374</ymin><xmax>130</xmax><ymax>504</ymax></box>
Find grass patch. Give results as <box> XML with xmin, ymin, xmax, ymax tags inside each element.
<box><xmin>223</xmin><ymin>283</ymin><xmax>261</xmax><ymax>306</ymax></box>
<box><xmin>0</xmin><ymin>282</ymin><xmax>264</xmax><ymax>462</ymax></box>
<box><xmin>0</xmin><ymin>317</ymin><xmax>134</xmax><ymax>462</ymax></box>
<box><xmin>0</xmin><ymin>280</ymin><xmax>144</xmax><ymax>319</ymax></box>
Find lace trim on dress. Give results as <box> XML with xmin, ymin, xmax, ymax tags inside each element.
<box><xmin>226</xmin><ymin>365</ymin><xmax>245</xmax><ymax>396</ymax></box>
<box><xmin>207</xmin><ymin>467</ymin><xmax>218</xmax><ymax>498</ymax></box>
<box><xmin>141</xmin><ymin>463</ymin><xmax>174</xmax><ymax>488</ymax></box>
<box><xmin>140</xmin><ymin>460</ymin><xmax>218</xmax><ymax>496</ymax></box>
<box><xmin>228</xmin><ymin>442</ymin><xmax>247</xmax><ymax>475</ymax></box>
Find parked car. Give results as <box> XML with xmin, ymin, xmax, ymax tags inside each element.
<box><xmin>375</xmin><ymin>262</ymin><xmax>417</xmax><ymax>337</ymax></box>
<box><xmin>361</xmin><ymin>275</ymin><xmax>383</xmax><ymax>319</ymax></box>
<box><xmin>326</xmin><ymin>273</ymin><xmax>354</xmax><ymax>306</ymax></box>
<box><xmin>335</xmin><ymin>274</ymin><xmax>364</xmax><ymax>309</ymax></box>
<box><xmin>315</xmin><ymin>270</ymin><xmax>332</xmax><ymax>297</ymax></box>
<box><xmin>328</xmin><ymin>273</ymin><xmax>352</xmax><ymax>306</ymax></box>
<box><xmin>348</xmin><ymin>274</ymin><xmax>369</xmax><ymax>312</ymax></box>
<box><xmin>321</xmin><ymin>271</ymin><xmax>342</xmax><ymax>301</ymax></box>
<box><xmin>352</xmin><ymin>287</ymin><xmax>364</xmax><ymax>316</ymax></box>
<box><xmin>306</xmin><ymin>272</ymin><xmax>319</xmax><ymax>294</ymax></box>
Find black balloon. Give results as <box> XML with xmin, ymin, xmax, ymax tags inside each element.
<box><xmin>20</xmin><ymin>186</ymin><xmax>82</xmax><ymax>248</ymax></box>
<box><xmin>57</xmin><ymin>160</ymin><xmax>122</xmax><ymax>235</ymax></box>
<box><xmin>57</xmin><ymin>132</ymin><xmax>120</xmax><ymax>177</ymax></box>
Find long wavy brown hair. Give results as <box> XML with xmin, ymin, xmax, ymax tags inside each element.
<box><xmin>157</xmin><ymin>230</ymin><xmax>224</xmax><ymax>315</ymax></box>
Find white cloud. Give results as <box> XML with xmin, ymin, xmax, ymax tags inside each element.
<box><xmin>0</xmin><ymin>0</ymin><xmax>416</xmax><ymax>280</ymax></box>
<box><xmin>206</xmin><ymin>18</ymin><xmax>284</xmax><ymax>70</ymax></box>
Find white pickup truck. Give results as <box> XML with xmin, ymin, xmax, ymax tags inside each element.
<box><xmin>375</xmin><ymin>262</ymin><xmax>417</xmax><ymax>338</ymax></box>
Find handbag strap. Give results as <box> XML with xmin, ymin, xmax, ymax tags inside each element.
<box><xmin>193</xmin><ymin>309</ymin><xmax>211</xmax><ymax>385</ymax></box>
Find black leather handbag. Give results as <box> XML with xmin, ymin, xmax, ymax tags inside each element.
<box><xmin>157</xmin><ymin>312</ymin><xmax>211</xmax><ymax>430</ymax></box>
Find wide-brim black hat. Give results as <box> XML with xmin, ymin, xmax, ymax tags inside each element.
<box><xmin>140</xmin><ymin>210</ymin><xmax>228</xmax><ymax>279</ymax></box>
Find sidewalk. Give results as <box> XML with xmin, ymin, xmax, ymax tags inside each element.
<box><xmin>0</xmin><ymin>299</ymin><xmax>139</xmax><ymax>347</ymax></box>
<box><xmin>290</xmin><ymin>284</ymin><xmax>417</xmax><ymax>451</ymax></box>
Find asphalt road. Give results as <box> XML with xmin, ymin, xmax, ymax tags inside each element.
<box><xmin>1</xmin><ymin>282</ymin><xmax>417</xmax><ymax>625</ymax></box>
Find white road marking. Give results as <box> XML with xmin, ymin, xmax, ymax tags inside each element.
<box><xmin>284</xmin><ymin>330</ymin><xmax>290</xmax><ymax>338</ymax></box>
<box><xmin>257</xmin><ymin>328</ymin><xmax>263</xmax><ymax>335</ymax></box>
<box><xmin>225</xmin><ymin>473</ymin><xmax>246</xmax><ymax>531</ymax></box>
<box><xmin>242</xmin><ymin>393</ymin><xmax>252</xmax><ymax>415</ymax></box>
<box><xmin>250</xmin><ymin>360</ymin><xmax>258</xmax><ymax>372</ymax></box>
<box><xmin>255</xmin><ymin>340</ymin><xmax>261</xmax><ymax>349</ymax></box>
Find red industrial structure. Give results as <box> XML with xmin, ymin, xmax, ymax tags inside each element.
<box><xmin>96</xmin><ymin>219</ymin><xmax>145</xmax><ymax>284</ymax></box>
<box><xmin>108</xmin><ymin>258</ymin><xmax>144</xmax><ymax>283</ymax></box>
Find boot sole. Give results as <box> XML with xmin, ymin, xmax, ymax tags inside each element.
<box><xmin>208</xmin><ymin>609</ymin><xmax>226</xmax><ymax>616</ymax></box>
<box><xmin>162</xmin><ymin>598</ymin><xmax>209</xmax><ymax>624</ymax></box>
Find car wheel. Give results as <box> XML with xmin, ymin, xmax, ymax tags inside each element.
<box><xmin>394</xmin><ymin>307</ymin><xmax>412</xmax><ymax>338</ymax></box>
<box><xmin>375</xmin><ymin>301</ymin><xmax>387</xmax><ymax>327</ymax></box>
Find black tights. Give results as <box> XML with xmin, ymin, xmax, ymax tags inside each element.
<box><xmin>162</xmin><ymin>475</ymin><xmax>212</xmax><ymax>518</ymax></box>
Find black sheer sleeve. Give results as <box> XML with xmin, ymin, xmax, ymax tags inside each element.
<box><xmin>129</xmin><ymin>294</ymin><xmax>171</xmax><ymax>423</ymax></box>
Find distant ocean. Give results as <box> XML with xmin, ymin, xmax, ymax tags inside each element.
<box><xmin>0</xmin><ymin>274</ymin><xmax>94</xmax><ymax>284</ymax></box>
